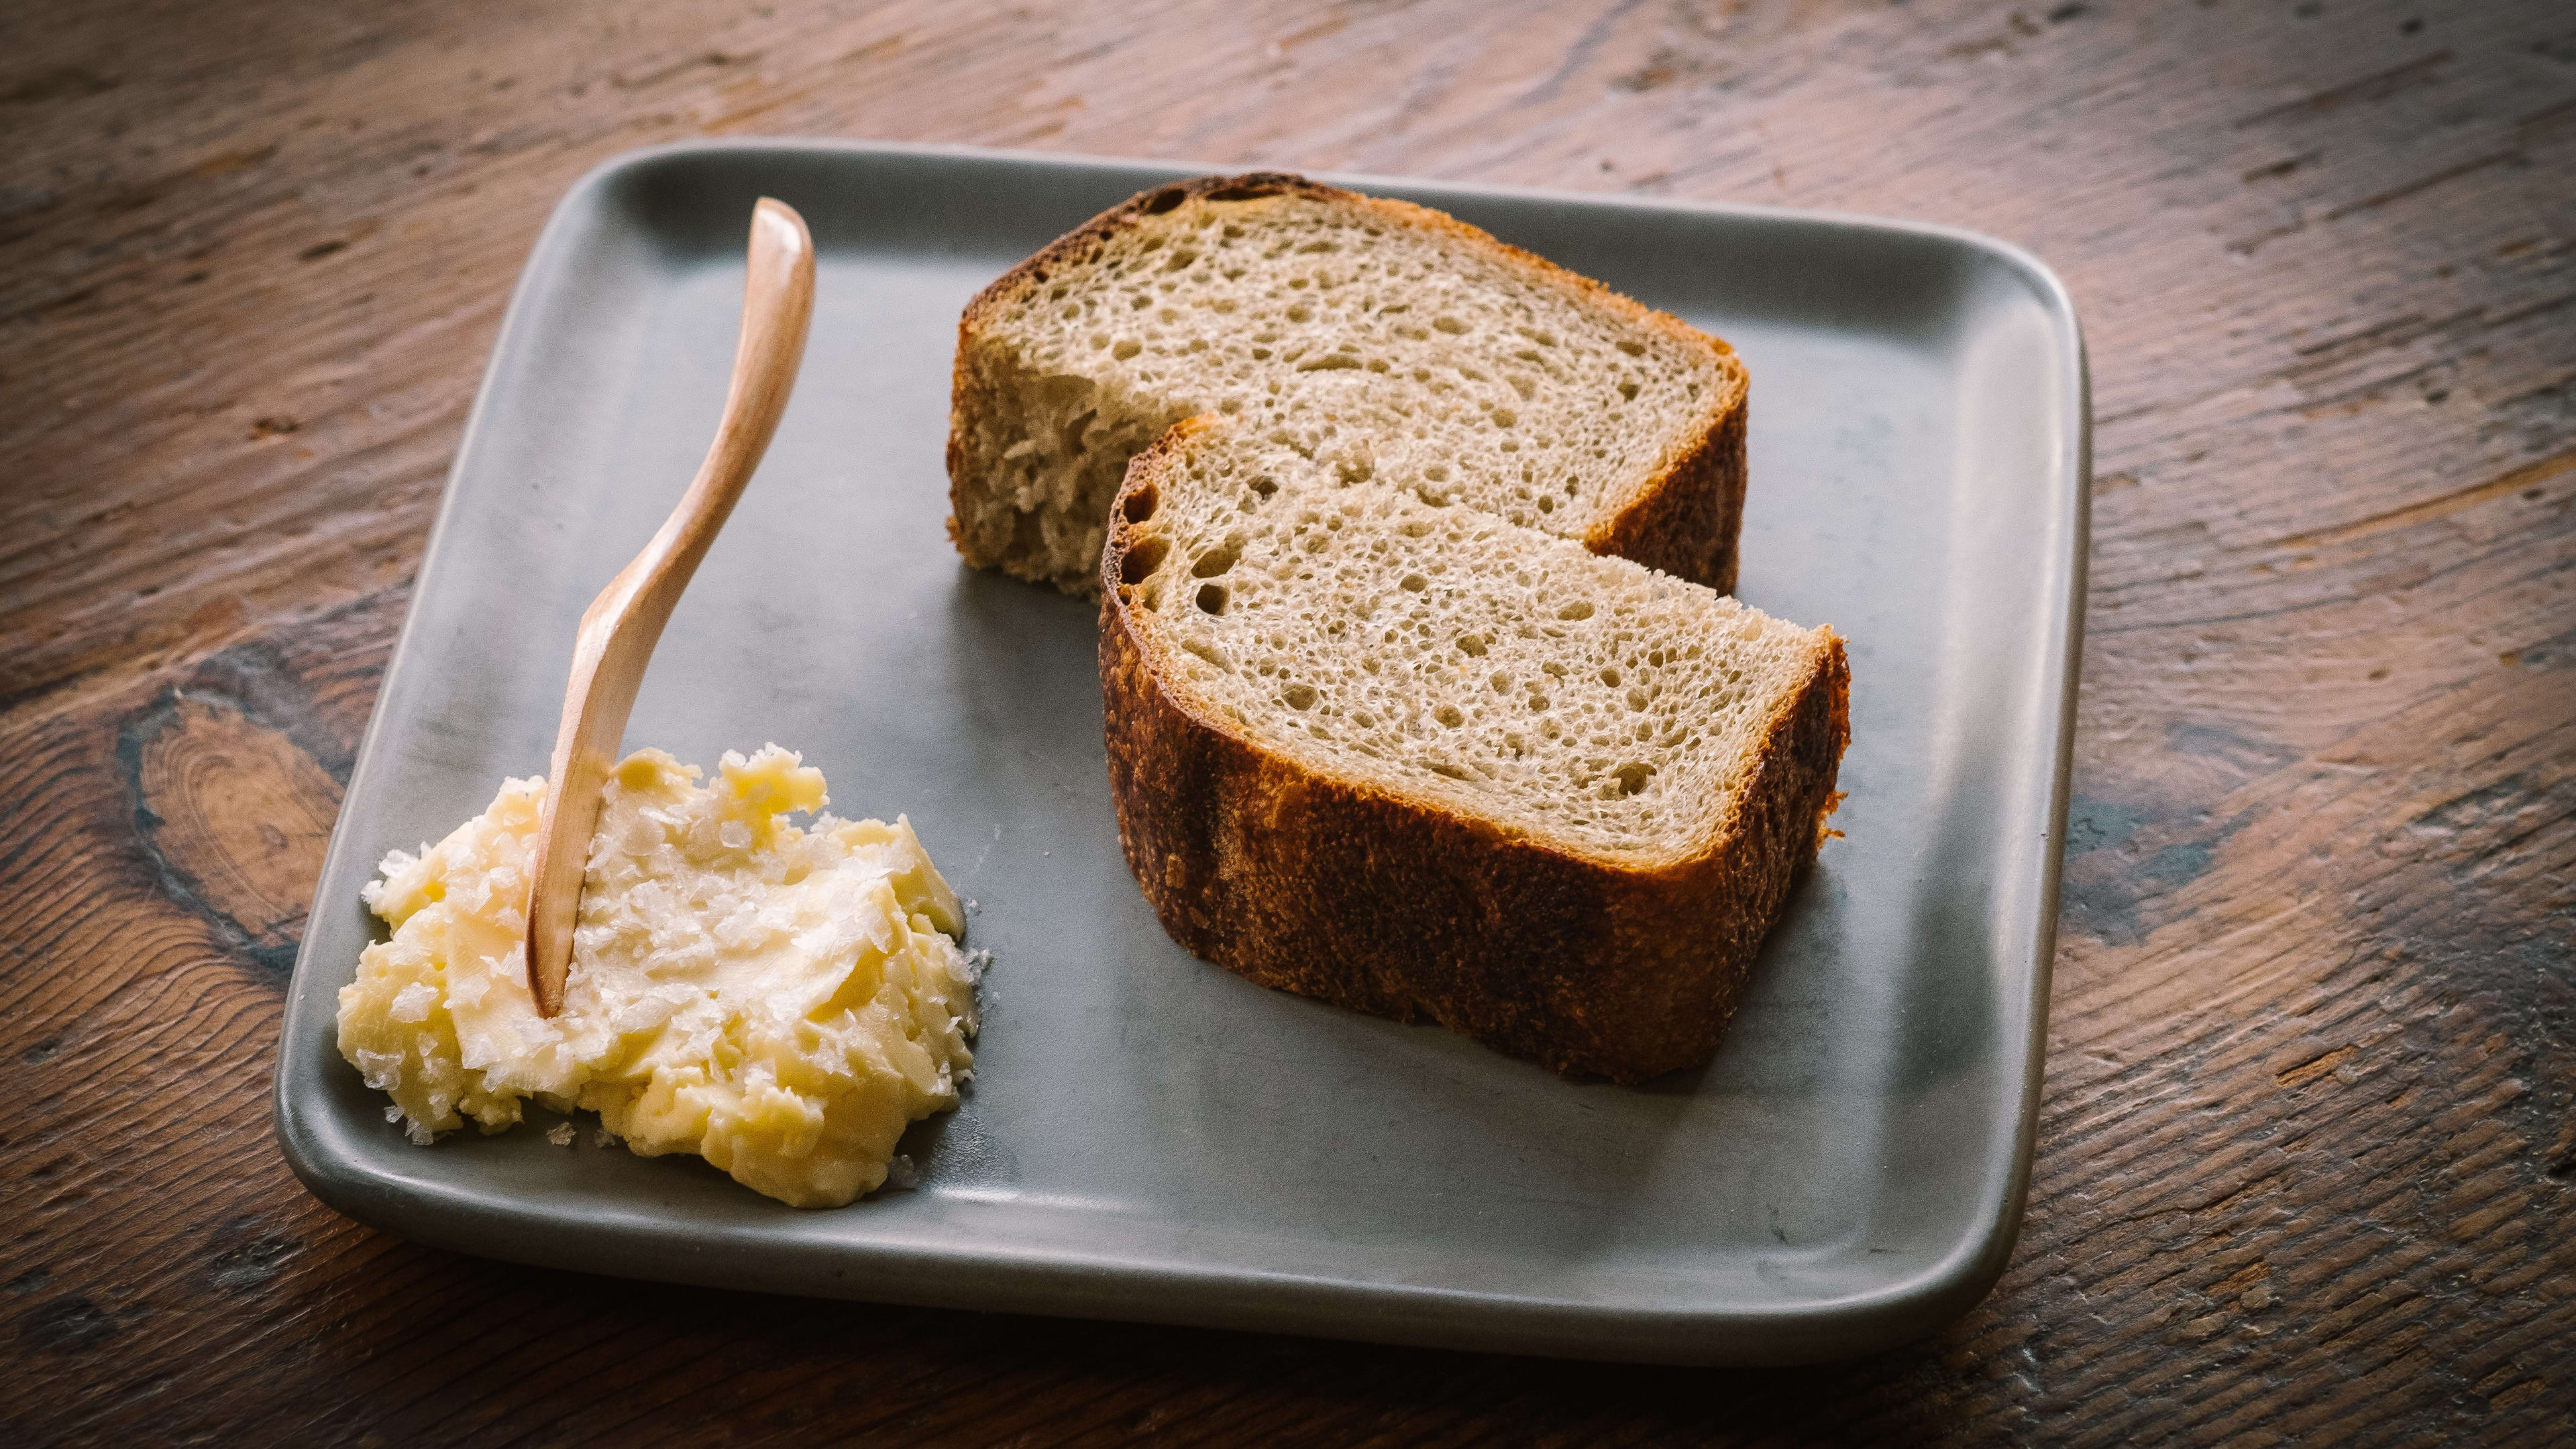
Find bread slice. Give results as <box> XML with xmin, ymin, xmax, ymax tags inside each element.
<box><xmin>949</xmin><ymin>172</ymin><xmax>1748</xmax><ymax>599</ymax></box>
<box><xmin>1100</xmin><ymin>418</ymin><xmax>1848</xmax><ymax>1083</ymax></box>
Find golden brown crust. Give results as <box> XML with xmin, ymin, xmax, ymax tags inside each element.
<box><xmin>947</xmin><ymin>172</ymin><xmax>1750</xmax><ymax>597</ymax></box>
<box><xmin>1099</xmin><ymin>430</ymin><xmax>1847</xmax><ymax>1083</ymax></box>
<box><xmin>1588</xmin><ymin>388</ymin><xmax>1747</xmax><ymax>597</ymax></box>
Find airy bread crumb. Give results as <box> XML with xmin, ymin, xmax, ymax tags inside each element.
<box><xmin>1101</xmin><ymin>419</ymin><xmax>1849</xmax><ymax>1082</ymax></box>
<box><xmin>949</xmin><ymin>173</ymin><xmax>1748</xmax><ymax>598</ymax></box>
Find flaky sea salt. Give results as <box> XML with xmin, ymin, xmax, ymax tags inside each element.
<box><xmin>611</xmin><ymin>994</ymin><xmax>676</xmax><ymax>1035</ymax></box>
<box><xmin>881</xmin><ymin>1154</ymin><xmax>921</xmax><ymax>1191</ymax></box>
<box><xmin>857</xmin><ymin>900</ymin><xmax>895</xmax><ymax>955</ymax></box>
<box><xmin>354</xmin><ymin>1048</ymin><xmax>405</xmax><ymax>1091</ymax></box>
<box><xmin>546</xmin><ymin>1122</ymin><xmax>576</xmax><ymax>1147</ymax></box>
<box><xmin>713</xmin><ymin>900</ymin><xmax>761</xmax><ymax>948</ymax></box>
<box><xmin>388</xmin><ymin>981</ymin><xmax>439</xmax><ymax>1024</ymax></box>
<box><xmin>794</xmin><ymin>924</ymin><xmax>845</xmax><ymax>963</ymax></box>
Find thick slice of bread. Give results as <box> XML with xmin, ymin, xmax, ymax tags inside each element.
<box><xmin>950</xmin><ymin>173</ymin><xmax>1748</xmax><ymax>598</ymax></box>
<box><xmin>1100</xmin><ymin>419</ymin><xmax>1848</xmax><ymax>1082</ymax></box>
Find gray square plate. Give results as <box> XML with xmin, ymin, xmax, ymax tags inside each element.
<box><xmin>274</xmin><ymin>140</ymin><xmax>2086</xmax><ymax>1366</ymax></box>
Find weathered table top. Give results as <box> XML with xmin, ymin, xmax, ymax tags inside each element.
<box><xmin>5</xmin><ymin>1</ymin><xmax>2570</xmax><ymax>1442</ymax></box>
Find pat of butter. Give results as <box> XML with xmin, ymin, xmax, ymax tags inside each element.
<box><xmin>336</xmin><ymin>745</ymin><xmax>982</xmax><ymax>1209</ymax></box>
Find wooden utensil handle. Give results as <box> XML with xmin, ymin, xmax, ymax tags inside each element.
<box><xmin>521</xmin><ymin>198</ymin><xmax>816</xmax><ymax>1016</ymax></box>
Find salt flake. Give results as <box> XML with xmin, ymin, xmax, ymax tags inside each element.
<box><xmin>389</xmin><ymin>981</ymin><xmax>439</xmax><ymax>1024</ymax></box>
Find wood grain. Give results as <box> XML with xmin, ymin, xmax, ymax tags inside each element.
<box><xmin>3</xmin><ymin>0</ymin><xmax>2571</xmax><ymax>1443</ymax></box>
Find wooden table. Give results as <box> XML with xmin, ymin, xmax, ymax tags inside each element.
<box><xmin>5</xmin><ymin>1</ymin><xmax>2570</xmax><ymax>1442</ymax></box>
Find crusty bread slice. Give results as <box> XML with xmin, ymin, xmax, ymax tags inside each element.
<box><xmin>949</xmin><ymin>173</ymin><xmax>1748</xmax><ymax>598</ymax></box>
<box><xmin>1100</xmin><ymin>419</ymin><xmax>1848</xmax><ymax>1083</ymax></box>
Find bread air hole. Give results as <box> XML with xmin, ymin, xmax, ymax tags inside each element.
<box><xmin>1123</xmin><ymin>483</ymin><xmax>1159</xmax><ymax>523</ymax></box>
<box><xmin>1121</xmin><ymin>535</ymin><xmax>1169</xmax><ymax>586</ymax></box>
<box><xmin>1558</xmin><ymin>600</ymin><xmax>1595</xmax><ymax>621</ymax></box>
<box><xmin>1283</xmin><ymin>683</ymin><xmax>1318</xmax><ymax>710</ymax></box>
<box><xmin>1196</xmin><ymin>583</ymin><xmax>1228</xmax><ymax>615</ymax></box>
<box><xmin>1191</xmin><ymin>543</ymin><xmax>1239</xmax><ymax>578</ymax></box>
<box><xmin>1614</xmin><ymin>763</ymin><xmax>1653</xmax><ymax>796</ymax></box>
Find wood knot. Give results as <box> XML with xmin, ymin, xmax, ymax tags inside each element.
<box><xmin>123</xmin><ymin>690</ymin><xmax>343</xmax><ymax>972</ymax></box>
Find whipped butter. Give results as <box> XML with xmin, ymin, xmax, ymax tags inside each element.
<box><xmin>336</xmin><ymin>745</ymin><xmax>981</xmax><ymax>1208</ymax></box>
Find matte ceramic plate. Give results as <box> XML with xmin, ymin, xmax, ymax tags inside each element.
<box><xmin>274</xmin><ymin>140</ymin><xmax>2086</xmax><ymax>1366</ymax></box>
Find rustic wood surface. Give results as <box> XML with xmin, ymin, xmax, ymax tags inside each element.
<box><xmin>3</xmin><ymin>0</ymin><xmax>2571</xmax><ymax>1442</ymax></box>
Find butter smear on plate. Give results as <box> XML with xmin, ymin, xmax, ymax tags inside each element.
<box><xmin>336</xmin><ymin>745</ymin><xmax>981</xmax><ymax>1208</ymax></box>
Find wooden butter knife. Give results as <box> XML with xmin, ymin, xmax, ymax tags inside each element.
<box><xmin>521</xmin><ymin>197</ymin><xmax>815</xmax><ymax>1016</ymax></box>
